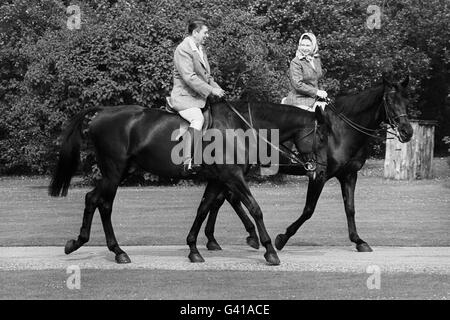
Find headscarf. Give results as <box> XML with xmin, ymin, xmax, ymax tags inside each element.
<box><xmin>295</xmin><ymin>32</ymin><xmax>319</xmax><ymax>62</ymax></box>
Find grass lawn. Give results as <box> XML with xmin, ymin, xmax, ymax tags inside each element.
<box><xmin>0</xmin><ymin>160</ymin><xmax>449</xmax><ymax>248</ymax></box>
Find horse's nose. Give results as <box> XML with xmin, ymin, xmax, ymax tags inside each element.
<box><xmin>399</xmin><ymin>123</ymin><xmax>413</xmax><ymax>142</ymax></box>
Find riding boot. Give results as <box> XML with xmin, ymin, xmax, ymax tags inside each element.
<box><xmin>182</xmin><ymin>127</ymin><xmax>202</xmax><ymax>174</ymax></box>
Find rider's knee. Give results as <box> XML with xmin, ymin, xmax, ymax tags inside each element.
<box><xmin>190</xmin><ymin>115</ymin><xmax>204</xmax><ymax>131</ymax></box>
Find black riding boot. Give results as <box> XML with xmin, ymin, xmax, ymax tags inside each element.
<box><xmin>182</xmin><ymin>127</ymin><xmax>202</xmax><ymax>174</ymax></box>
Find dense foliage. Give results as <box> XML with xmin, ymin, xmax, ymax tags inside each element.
<box><xmin>0</xmin><ymin>0</ymin><xmax>448</xmax><ymax>175</ymax></box>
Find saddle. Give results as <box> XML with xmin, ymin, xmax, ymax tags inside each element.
<box><xmin>163</xmin><ymin>97</ymin><xmax>212</xmax><ymax>140</ymax></box>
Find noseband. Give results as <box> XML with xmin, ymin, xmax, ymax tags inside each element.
<box><xmin>382</xmin><ymin>91</ymin><xmax>408</xmax><ymax>131</ymax></box>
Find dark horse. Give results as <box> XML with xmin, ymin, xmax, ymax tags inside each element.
<box><xmin>201</xmin><ymin>75</ymin><xmax>414</xmax><ymax>253</ymax></box>
<box><xmin>48</xmin><ymin>100</ymin><xmax>330</xmax><ymax>265</ymax></box>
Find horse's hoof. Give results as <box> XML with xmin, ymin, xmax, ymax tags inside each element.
<box><xmin>246</xmin><ymin>236</ymin><xmax>260</xmax><ymax>250</ymax></box>
<box><xmin>356</xmin><ymin>243</ymin><xmax>373</xmax><ymax>252</ymax></box>
<box><xmin>264</xmin><ymin>252</ymin><xmax>280</xmax><ymax>266</ymax></box>
<box><xmin>115</xmin><ymin>253</ymin><xmax>131</xmax><ymax>264</ymax></box>
<box><xmin>188</xmin><ymin>252</ymin><xmax>205</xmax><ymax>263</ymax></box>
<box><xmin>206</xmin><ymin>241</ymin><xmax>222</xmax><ymax>251</ymax></box>
<box><xmin>275</xmin><ymin>234</ymin><xmax>287</xmax><ymax>251</ymax></box>
<box><xmin>64</xmin><ymin>239</ymin><xmax>78</xmax><ymax>255</ymax></box>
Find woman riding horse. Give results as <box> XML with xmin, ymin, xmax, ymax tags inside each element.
<box><xmin>284</xmin><ymin>32</ymin><xmax>328</xmax><ymax>111</ymax></box>
<box><xmin>201</xmin><ymin>74</ymin><xmax>414</xmax><ymax>253</ymax></box>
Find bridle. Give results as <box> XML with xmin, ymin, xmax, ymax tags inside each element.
<box><xmin>324</xmin><ymin>89</ymin><xmax>407</xmax><ymax>141</ymax></box>
<box><xmin>382</xmin><ymin>91</ymin><xmax>408</xmax><ymax>135</ymax></box>
<box><xmin>225</xmin><ymin>101</ymin><xmax>325</xmax><ymax>172</ymax></box>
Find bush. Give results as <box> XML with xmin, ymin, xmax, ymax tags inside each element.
<box><xmin>1</xmin><ymin>0</ymin><xmax>287</xmax><ymax>175</ymax></box>
<box><xmin>0</xmin><ymin>0</ymin><xmax>449</xmax><ymax>176</ymax></box>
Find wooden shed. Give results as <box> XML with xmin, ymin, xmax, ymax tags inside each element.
<box><xmin>384</xmin><ymin>120</ymin><xmax>437</xmax><ymax>180</ymax></box>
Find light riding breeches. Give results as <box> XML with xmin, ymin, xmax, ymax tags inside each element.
<box><xmin>178</xmin><ymin>107</ymin><xmax>204</xmax><ymax>131</ymax></box>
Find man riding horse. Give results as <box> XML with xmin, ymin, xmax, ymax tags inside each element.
<box><xmin>48</xmin><ymin>18</ymin><xmax>331</xmax><ymax>265</ymax></box>
<box><xmin>170</xmin><ymin>18</ymin><xmax>225</xmax><ymax>174</ymax></box>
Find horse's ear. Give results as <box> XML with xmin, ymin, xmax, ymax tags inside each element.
<box><xmin>400</xmin><ymin>75</ymin><xmax>409</xmax><ymax>88</ymax></box>
<box><xmin>314</xmin><ymin>106</ymin><xmax>325</xmax><ymax>124</ymax></box>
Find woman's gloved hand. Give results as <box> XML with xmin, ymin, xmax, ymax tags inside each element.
<box><xmin>316</xmin><ymin>89</ymin><xmax>328</xmax><ymax>99</ymax></box>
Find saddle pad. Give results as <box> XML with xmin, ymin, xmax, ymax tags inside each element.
<box><xmin>281</xmin><ymin>97</ymin><xmax>327</xmax><ymax>112</ymax></box>
<box><xmin>161</xmin><ymin>97</ymin><xmax>212</xmax><ymax>139</ymax></box>
<box><xmin>163</xmin><ymin>97</ymin><xmax>177</xmax><ymax>113</ymax></box>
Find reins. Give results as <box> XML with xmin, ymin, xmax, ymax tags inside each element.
<box><xmin>324</xmin><ymin>94</ymin><xmax>403</xmax><ymax>140</ymax></box>
<box><xmin>224</xmin><ymin>100</ymin><xmax>319</xmax><ymax>170</ymax></box>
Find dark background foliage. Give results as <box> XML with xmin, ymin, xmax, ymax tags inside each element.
<box><xmin>0</xmin><ymin>0</ymin><xmax>448</xmax><ymax>176</ymax></box>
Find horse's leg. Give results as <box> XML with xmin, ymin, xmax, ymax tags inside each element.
<box><xmin>204</xmin><ymin>190</ymin><xmax>259</xmax><ymax>250</ymax></box>
<box><xmin>225</xmin><ymin>191</ymin><xmax>259</xmax><ymax>249</ymax></box>
<box><xmin>64</xmin><ymin>188</ymin><xmax>99</xmax><ymax>254</ymax></box>
<box><xmin>225</xmin><ymin>171</ymin><xmax>279</xmax><ymax>265</ymax></box>
<box><xmin>187</xmin><ymin>180</ymin><xmax>225</xmax><ymax>263</ymax></box>
<box><xmin>92</xmin><ymin>156</ymin><xmax>131</xmax><ymax>264</ymax></box>
<box><xmin>275</xmin><ymin>178</ymin><xmax>326</xmax><ymax>250</ymax></box>
<box><xmin>204</xmin><ymin>191</ymin><xmax>226</xmax><ymax>251</ymax></box>
<box><xmin>338</xmin><ymin>171</ymin><xmax>372</xmax><ymax>252</ymax></box>
<box><xmin>97</xmin><ymin>176</ymin><xmax>130</xmax><ymax>263</ymax></box>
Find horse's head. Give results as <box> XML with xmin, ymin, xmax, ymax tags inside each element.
<box><xmin>382</xmin><ymin>74</ymin><xmax>414</xmax><ymax>143</ymax></box>
<box><xmin>293</xmin><ymin>107</ymin><xmax>330</xmax><ymax>181</ymax></box>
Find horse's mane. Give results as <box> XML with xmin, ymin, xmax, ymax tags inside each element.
<box><xmin>225</xmin><ymin>100</ymin><xmax>316</xmax><ymax>121</ymax></box>
<box><xmin>217</xmin><ymin>84</ymin><xmax>384</xmax><ymax>119</ymax></box>
<box><xmin>333</xmin><ymin>85</ymin><xmax>384</xmax><ymax>115</ymax></box>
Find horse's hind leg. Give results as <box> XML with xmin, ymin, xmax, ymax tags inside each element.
<box><xmin>225</xmin><ymin>190</ymin><xmax>259</xmax><ymax>250</ymax></box>
<box><xmin>97</xmin><ymin>175</ymin><xmax>130</xmax><ymax>264</ymax></box>
<box><xmin>225</xmin><ymin>171</ymin><xmax>279</xmax><ymax>265</ymax></box>
<box><xmin>204</xmin><ymin>189</ymin><xmax>259</xmax><ymax>251</ymax></box>
<box><xmin>86</xmin><ymin>154</ymin><xmax>130</xmax><ymax>263</ymax></box>
<box><xmin>204</xmin><ymin>191</ymin><xmax>226</xmax><ymax>251</ymax></box>
<box><xmin>65</xmin><ymin>188</ymin><xmax>99</xmax><ymax>254</ymax></box>
<box><xmin>187</xmin><ymin>180</ymin><xmax>225</xmax><ymax>262</ymax></box>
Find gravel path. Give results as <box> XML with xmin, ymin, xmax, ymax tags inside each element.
<box><xmin>1</xmin><ymin>245</ymin><xmax>449</xmax><ymax>274</ymax></box>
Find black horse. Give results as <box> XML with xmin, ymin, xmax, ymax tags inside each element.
<box><xmin>48</xmin><ymin>100</ymin><xmax>330</xmax><ymax>265</ymax></box>
<box><xmin>201</xmin><ymin>75</ymin><xmax>414</xmax><ymax>252</ymax></box>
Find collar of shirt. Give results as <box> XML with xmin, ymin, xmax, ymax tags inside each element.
<box><xmin>187</xmin><ymin>37</ymin><xmax>206</xmax><ymax>65</ymax></box>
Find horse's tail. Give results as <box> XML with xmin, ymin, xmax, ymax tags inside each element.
<box><xmin>49</xmin><ymin>107</ymin><xmax>103</xmax><ymax>197</ymax></box>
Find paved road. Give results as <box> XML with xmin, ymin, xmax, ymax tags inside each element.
<box><xmin>1</xmin><ymin>246</ymin><xmax>449</xmax><ymax>274</ymax></box>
